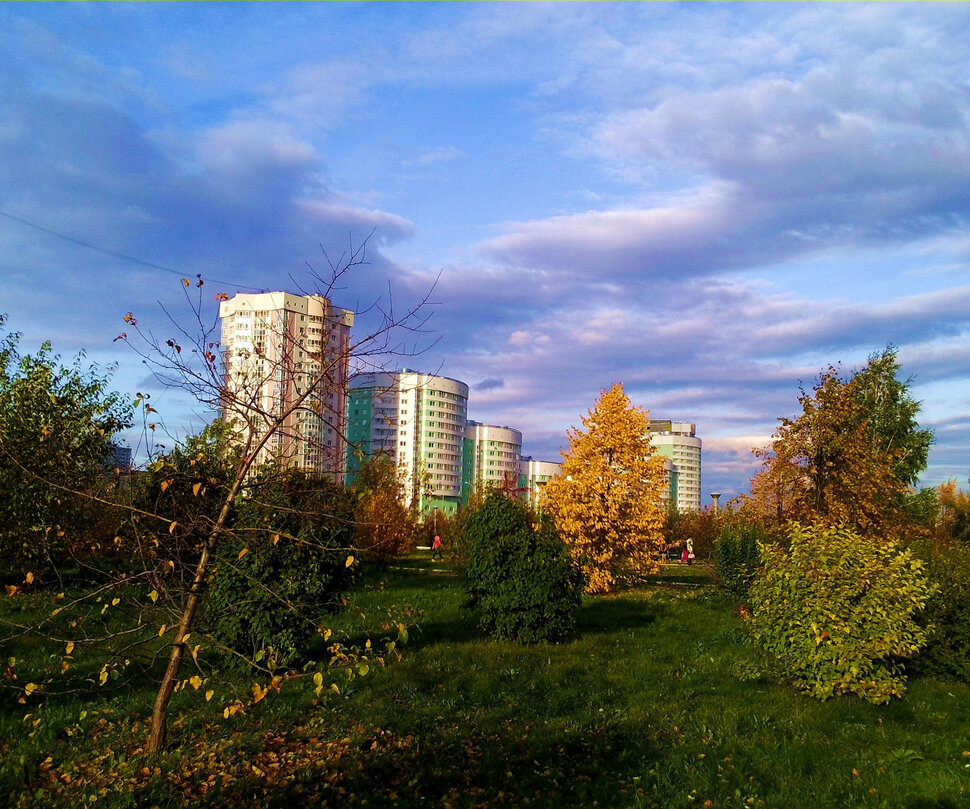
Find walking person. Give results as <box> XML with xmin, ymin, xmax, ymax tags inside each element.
<box><xmin>686</xmin><ymin>537</ymin><xmax>695</xmax><ymax>566</ymax></box>
<box><xmin>431</xmin><ymin>534</ymin><xmax>443</xmax><ymax>561</ymax></box>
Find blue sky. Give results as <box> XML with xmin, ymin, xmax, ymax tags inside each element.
<box><xmin>2</xmin><ymin>2</ymin><xmax>969</xmax><ymax>501</ymax></box>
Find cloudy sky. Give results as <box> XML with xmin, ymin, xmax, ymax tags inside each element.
<box><xmin>2</xmin><ymin>2</ymin><xmax>969</xmax><ymax>500</ymax></box>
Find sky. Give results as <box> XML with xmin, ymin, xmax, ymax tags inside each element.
<box><xmin>1</xmin><ymin>2</ymin><xmax>969</xmax><ymax>502</ymax></box>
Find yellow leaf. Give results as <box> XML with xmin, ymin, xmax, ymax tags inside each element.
<box><xmin>111</xmin><ymin>598</ymin><xmax>120</xmax><ymax>607</ymax></box>
<box><xmin>330</xmin><ymin>683</ymin><xmax>340</xmax><ymax>695</ymax></box>
<box><xmin>24</xmin><ymin>683</ymin><xmax>39</xmax><ymax>696</ymax></box>
<box><xmin>238</xmin><ymin>548</ymin><xmax>249</xmax><ymax>560</ymax></box>
<box><xmin>192</xmin><ymin>644</ymin><xmax>200</xmax><ymax>661</ymax></box>
<box><xmin>149</xmin><ymin>589</ymin><xmax>158</xmax><ymax>603</ymax></box>
<box><xmin>189</xmin><ymin>675</ymin><xmax>202</xmax><ymax>691</ymax></box>
<box><xmin>252</xmin><ymin>683</ymin><xmax>267</xmax><ymax>703</ymax></box>
<box><xmin>223</xmin><ymin>707</ymin><xmax>230</xmax><ymax>719</ymax></box>
<box><xmin>192</xmin><ymin>482</ymin><xmax>202</xmax><ymax>497</ymax></box>
<box><xmin>168</xmin><ymin>521</ymin><xmax>177</xmax><ymax>534</ymax></box>
<box><xmin>99</xmin><ymin>669</ymin><xmax>108</xmax><ymax>686</ymax></box>
<box><xmin>183</xmin><ymin>278</ymin><xmax>191</xmax><ymax>287</ymax></box>
<box><xmin>65</xmin><ymin>642</ymin><xmax>74</xmax><ymax>656</ymax></box>
<box><xmin>345</xmin><ymin>555</ymin><xmax>355</xmax><ymax>568</ymax></box>
<box><xmin>182</xmin><ymin>633</ymin><xmax>191</xmax><ymax>644</ymax></box>
<box><xmin>271</xmin><ymin>534</ymin><xmax>280</xmax><ymax>546</ymax></box>
<box><xmin>158</xmin><ymin>624</ymin><xmax>167</xmax><ymax>637</ymax></box>
<box><xmin>205</xmin><ymin>689</ymin><xmax>214</xmax><ymax>702</ymax></box>
<box><xmin>160</xmin><ymin>480</ymin><xmax>170</xmax><ymax>493</ymax></box>
<box><xmin>25</xmin><ymin>572</ymin><xmax>34</xmax><ymax>585</ymax></box>
<box><xmin>312</xmin><ymin>672</ymin><xmax>323</xmax><ymax>687</ymax></box>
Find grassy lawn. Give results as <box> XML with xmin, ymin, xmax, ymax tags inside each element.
<box><xmin>2</xmin><ymin>560</ymin><xmax>968</xmax><ymax>808</ymax></box>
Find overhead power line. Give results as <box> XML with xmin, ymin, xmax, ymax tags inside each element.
<box><xmin>0</xmin><ymin>208</ymin><xmax>262</xmax><ymax>291</ymax></box>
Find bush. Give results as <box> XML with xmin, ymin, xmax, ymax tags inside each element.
<box><xmin>0</xmin><ymin>322</ymin><xmax>132</xmax><ymax>576</ymax></box>
<box><xmin>447</xmin><ymin>490</ymin><xmax>485</xmax><ymax>569</ymax></box>
<box><xmin>912</xmin><ymin>539</ymin><xmax>970</xmax><ymax>683</ymax></box>
<box><xmin>712</xmin><ymin>519</ymin><xmax>768</xmax><ymax>598</ymax></box>
<box><xmin>748</xmin><ymin>523</ymin><xmax>935</xmax><ymax>704</ymax></box>
<box><xmin>465</xmin><ymin>493</ymin><xmax>585</xmax><ymax>643</ymax></box>
<box><xmin>205</xmin><ymin>473</ymin><xmax>357</xmax><ymax>668</ymax></box>
<box><xmin>351</xmin><ymin>454</ymin><xmax>415</xmax><ymax>568</ymax></box>
<box><xmin>666</xmin><ymin>507</ymin><xmax>718</xmax><ymax>561</ymax></box>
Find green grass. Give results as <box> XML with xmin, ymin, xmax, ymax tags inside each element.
<box><xmin>2</xmin><ymin>562</ymin><xmax>969</xmax><ymax>808</ymax></box>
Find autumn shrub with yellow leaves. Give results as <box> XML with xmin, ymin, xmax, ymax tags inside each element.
<box><xmin>748</xmin><ymin>522</ymin><xmax>935</xmax><ymax>704</ymax></box>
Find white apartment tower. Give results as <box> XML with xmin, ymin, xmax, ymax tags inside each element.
<box><xmin>219</xmin><ymin>291</ymin><xmax>353</xmax><ymax>479</ymax></box>
<box><xmin>520</xmin><ymin>457</ymin><xmax>562</xmax><ymax>507</ymax></box>
<box><xmin>462</xmin><ymin>422</ymin><xmax>523</xmax><ymax>500</ymax></box>
<box><xmin>647</xmin><ymin>420</ymin><xmax>702</xmax><ymax>512</ymax></box>
<box><xmin>347</xmin><ymin>370</ymin><xmax>469</xmax><ymax>515</ymax></box>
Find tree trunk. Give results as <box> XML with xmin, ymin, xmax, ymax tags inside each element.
<box><xmin>147</xmin><ymin>480</ymin><xmax>241</xmax><ymax>755</ymax></box>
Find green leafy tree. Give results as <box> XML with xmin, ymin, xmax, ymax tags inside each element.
<box><xmin>748</xmin><ymin>523</ymin><xmax>935</xmax><ymax>704</ymax></box>
<box><xmin>0</xmin><ymin>318</ymin><xmax>132</xmax><ymax>575</ymax></box>
<box><xmin>543</xmin><ymin>383</ymin><xmax>667</xmax><ymax>594</ymax></box>
<box><xmin>850</xmin><ymin>346</ymin><xmax>932</xmax><ymax>487</ymax></box>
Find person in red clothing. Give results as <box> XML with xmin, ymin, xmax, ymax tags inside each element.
<box><xmin>431</xmin><ymin>534</ymin><xmax>443</xmax><ymax>561</ymax></box>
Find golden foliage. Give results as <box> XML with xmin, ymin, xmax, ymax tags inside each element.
<box><xmin>352</xmin><ymin>455</ymin><xmax>415</xmax><ymax>568</ymax></box>
<box><xmin>745</xmin><ymin>367</ymin><xmax>909</xmax><ymax>536</ymax></box>
<box><xmin>542</xmin><ymin>383</ymin><xmax>666</xmax><ymax>593</ymax></box>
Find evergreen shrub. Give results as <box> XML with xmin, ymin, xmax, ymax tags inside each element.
<box><xmin>465</xmin><ymin>493</ymin><xmax>585</xmax><ymax>643</ymax></box>
<box><xmin>748</xmin><ymin>523</ymin><xmax>935</xmax><ymax>704</ymax></box>
<box><xmin>712</xmin><ymin>520</ymin><xmax>766</xmax><ymax>597</ymax></box>
<box><xmin>912</xmin><ymin>539</ymin><xmax>970</xmax><ymax>683</ymax></box>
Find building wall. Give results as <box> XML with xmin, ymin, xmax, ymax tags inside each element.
<box><xmin>347</xmin><ymin>370</ymin><xmax>469</xmax><ymax>515</ymax></box>
<box><xmin>519</xmin><ymin>457</ymin><xmax>562</xmax><ymax>507</ymax></box>
<box><xmin>220</xmin><ymin>292</ymin><xmax>353</xmax><ymax>479</ymax></box>
<box><xmin>647</xmin><ymin>420</ymin><xmax>701</xmax><ymax>512</ymax></box>
<box><xmin>461</xmin><ymin>422</ymin><xmax>523</xmax><ymax>503</ymax></box>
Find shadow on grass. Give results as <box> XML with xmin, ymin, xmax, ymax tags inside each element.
<box><xmin>131</xmin><ymin>717</ymin><xmax>663</xmax><ymax>809</ymax></box>
<box><xmin>576</xmin><ymin>595</ymin><xmax>670</xmax><ymax>636</ymax></box>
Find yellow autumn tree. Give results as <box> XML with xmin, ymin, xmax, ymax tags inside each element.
<box><xmin>746</xmin><ymin>366</ymin><xmax>909</xmax><ymax>536</ymax></box>
<box><xmin>542</xmin><ymin>383</ymin><xmax>667</xmax><ymax>594</ymax></box>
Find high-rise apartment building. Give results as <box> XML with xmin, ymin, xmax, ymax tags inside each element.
<box><xmin>346</xmin><ymin>370</ymin><xmax>469</xmax><ymax>515</ymax></box>
<box><xmin>519</xmin><ymin>457</ymin><xmax>562</xmax><ymax>506</ymax></box>
<box><xmin>647</xmin><ymin>420</ymin><xmax>701</xmax><ymax>512</ymax></box>
<box><xmin>219</xmin><ymin>291</ymin><xmax>353</xmax><ymax>478</ymax></box>
<box><xmin>461</xmin><ymin>422</ymin><xmax>523</xmax><ymax>503</ymax></box>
